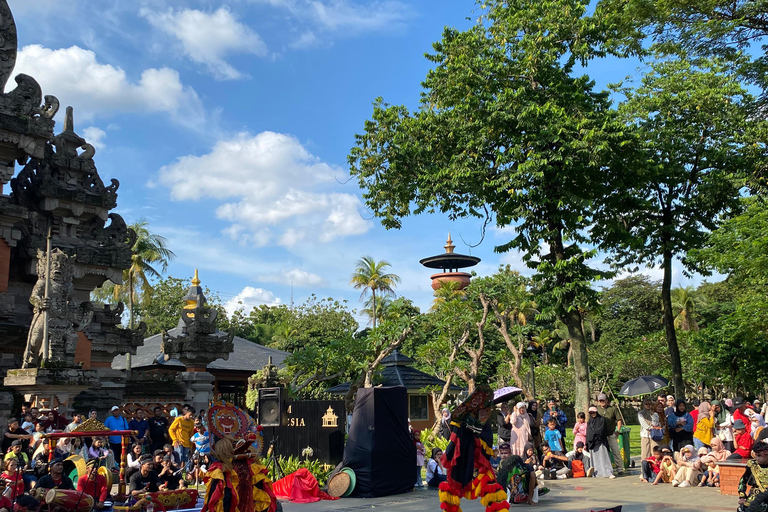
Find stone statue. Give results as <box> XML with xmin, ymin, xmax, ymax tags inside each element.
<box><xmin>22</xmin><ymin>248</ymin><xmax>93</xmax><ymax>368</ymax></box>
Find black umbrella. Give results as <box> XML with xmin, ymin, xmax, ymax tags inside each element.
<box><xmin>618</xmin><ymin>376</ymin><xmax>670</xmax><ymax>397</ymax></box>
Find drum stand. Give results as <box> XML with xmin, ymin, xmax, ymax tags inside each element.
<box><xmin>265</xmin><ymin>431</ymin><xmax>285</xmax><ymax>481</ymax></box>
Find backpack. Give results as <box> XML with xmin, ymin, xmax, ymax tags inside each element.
<box><xmin>571</xmin><ymin>459</ymin><xmax>586</xmax><ymax>478</ymax></box>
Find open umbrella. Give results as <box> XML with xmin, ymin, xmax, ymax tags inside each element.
<box><xmin>618</xmin><ymin>376</ymin><xmax>670</xmax><ymax>397</ymax></box>
<box><xmin>493</xmin><ymin>386</ymin><xmax>523</xmax><ymax>404</ymax></box>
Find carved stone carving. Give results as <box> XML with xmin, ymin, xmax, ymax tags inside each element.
<box><xmin>84</xmin><ymin>302</ymin><xmax>147</xmax><ymax>358</ymax></box>
<box><xmin>22</xmin><ymin>248</ymin><xmax>93</xmax><ymax>368</ymax></box>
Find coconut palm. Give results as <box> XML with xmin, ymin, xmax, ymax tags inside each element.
<box><xmin>361</xmin><ymin>295</ymin><xmax>393</xmax><ymax>326</ymax></box>
<box><xmin>671</xmin><ymin>286</ymin><xmax>703</xmax><ymax>332</ymax></box>
<box><xmin>349</xmin><ymin>256</ymin><xmax>400</xmax><ymax>329</ymax></box>
<box><xmin>430</xmin><ymin>280</ymin><xmax>467</xmax><ymax>310</ymax></box>
<box><xmin>531</xmin><ymin>328</ymin><xmax>554</xmax><ymax>364</ymax></box>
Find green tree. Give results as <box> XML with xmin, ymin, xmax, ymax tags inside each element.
<box><xmin>671</xmin><ymin>286</ymin><xmax>704</xmax><ymax>332</ymax></box>
<box><xmin>594</xmin><ymin>57</ymin><xmax>760</xmax><ymax>399</ymax></box>
<box><xmin>597</xmin><ymin>275</ymin><xmax>661</xmax><ymax>345</ymax></box>
<box><xmin>137</xmin><ymin>275</ymin><xmax>225</xmax><ymax>336</ymax></box>
<box><xmin>348</xmin><ymin>0</ymin><xmax>636</xmax><ymax>411</ymax></box>
<box><xmin>349</xmin><ymin>256</ymin><xmax>400</xmax><ymax>329</ymax></box>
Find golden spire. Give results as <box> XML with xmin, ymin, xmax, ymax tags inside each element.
<box><xmin>191</xmin><ymin>268</ymin><xmax>200</xmax><ymax>287</ymax></box>
<box><xmin>444</xmin><ymin>232</ymin><xmax>455</xmax><ymax>254</ymax></box>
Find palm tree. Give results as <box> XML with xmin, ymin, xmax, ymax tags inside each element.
<box><xmin>349</xmin><ymin>256</ymin><xmax>400</xmax><ymax>329</ymax></box>
<box><xmin>361</xmin><ymin>295</ymin><xmax>392</xmax><ymax>326</ymax></box>
<box><xmin>430</xmin><ymin>280</ymin><xmax>467</xmax><ymax>310</ymax></box>
<box><xmin>531</xmin><ymin>328</ymin><xmax>553</xmax><ymax>364</ymax></box>
<box><xmin>671</xmin><ymin>286</ymin><xmax>703</xmax><ymax>331</ymax></box>
<box><xmin>114</xmin><ymin>220</ymin><xmax>175</xmax><ymax>370</ymax></box>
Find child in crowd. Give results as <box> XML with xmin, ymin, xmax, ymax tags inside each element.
<box><xmin>525</xmin><ymin>444</ymin><xmax>540</xmax><ymax>471</ymax></box>
<box><xmin>413</xmin><ymin>431</ymin><xmax>426</xmax><ymax>487</ymax></box>
<box><xmin>699</xmin><ymin>455</ymin><xmax>720</xmax><ymax>487</ymax></box>
<box><xmin>20</xmin><ymin>414</ymin><xmax>35</xmax><ymax>436</ymax></box>
<box><xmin>652</xmin><ymin>447</ymin><xmax>677</xmax><ymax>485</ymax></box>
<box><xmin>544</xmin><ymin>419</ymin><xmax>563</xmax><ymax>454</ymax></box>
<box><xmin>573</xmin><ymin>412</ymin><xmax>587</xmax><ymax>450</ymax></box>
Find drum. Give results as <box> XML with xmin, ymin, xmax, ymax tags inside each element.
<box><xmin>98</xmin><ymin>465</ymin><xmax>113</xmax><ymax>490</ymax></box>
<box><xmin>64</xmin><ymin>454</ymin><xmax>86</xmax><ymax>487</ymax></box>
<box><xmin>45</xmin><ymin>488</ymin><xmax>94</xmax><ymax>512</ymax></box>
<box><xmin>146</xmin><ymin>489</ymin><xmax>199</xmax><ymax>509</ymax></box>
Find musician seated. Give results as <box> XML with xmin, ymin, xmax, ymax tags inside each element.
<box><xmin>77</xmin><ymin>459</ymin><xmax>109</xmax><ymax>509</ymax></box>
<box><xmin>32</xmin><ymin>443</ymin><xmax>52</xmax><ymax>479</ymax></box>
<box><xmin>158</xmin><ymin>455</ymin><xmax>185</xmax><ymax>490</ymax></box>
<box><xmin>129</xmin><ymin>456</ymin><xmax>167</xmax><ymax>498</ymax></box>
<box><xmin>36</xmin><ymin>457</ymin><xmax>74</xmax><ymax>490</ymax></box>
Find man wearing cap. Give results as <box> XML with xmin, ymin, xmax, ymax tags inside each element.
<box><xmin>129</xmin><ymin>455</ymin><xmax>166</xmax><ymax>497</ymax></box>
<box><xmin>596</xmin><ymin>393</ymin><xmax>624</xmax><ymax>474</ymax></box>
<box><xmin>729</xmin><ymin>419</ymin><xmax>754</xmax><ymax>460</ymax></box>
<box><xmin>103</xmin><ymin>406</ymin><xmax>129</xmax><ymax>457</ymax></box>
<box><xmin>77</xmin><ymin>459</ymin><xmax>109</xmax><ymax>509</ymax></box>
<box><xmin>36</xmin><ymin>457</ymin><xmax>74</xmax><ymax>490</ymax></box>
<box><xmin>542</xmin><ymin>399</ymin><xmax>567</xmax><ymax>451</ymax></box>
<box><xmin>738</xmin><ymin>441</ymin><xmax>768</xmax><ymax>511</ymax></box>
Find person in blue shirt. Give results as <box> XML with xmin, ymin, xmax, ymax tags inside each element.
<box><xmin>544</xmin><ymin>418</ymin><xmax>564</xmax><ymax>453</ymax></box>
<box><xmin>188</xmin><ymin>421</ymin><xmax>210</xmax><ymax>481</ymax></box>
<box><xmin>542</xmin><ymin>398</ymin><xmax>567</xmax><ymax>451</ymax></box>
<box><xmin>667</xmin><ymin>399</ymin><xmax>694</xmax><ymax>453</ymax></box>
<box><xmin>128</xmin><ymin>408</ymin><xmax>149</xmax><ymax>451</ymax></box>
<box><xmin>103</xmin><ymin>406</ymin><xmax>129</xmax><ymax>463</ymax></box>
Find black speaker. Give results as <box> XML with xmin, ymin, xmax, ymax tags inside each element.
<box><xmin>258</xmin><ymin>387</ymin><xmax>284</xmax><ymax>427</ymax></box>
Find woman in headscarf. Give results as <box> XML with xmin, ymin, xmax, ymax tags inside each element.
<box><xmin>712</xmin><ymin>399</ymin><xmax>734</xmax><ymax>452</ymax></box>
<box><xmin>652</xmin><ymin>402</ymin><xmax>669</xmax><ymax>449</ymax></box>
<box><xmin>693</xmin><ymin>401</ymin><xmax>715</xmax><ymax>450</ymax></box>
<box><xmin>586</xmin><ymin>406</ymin><xmax>614</xmax><ymax>478</ymax></box>
<box><xmin>528</xmin><ymin>400</ymin><xmax>543</xmax><ymax>455</ymax></box>
<box><xmin>671</xmin><ymin>445</ymin><xmax>702</xmax><ymax>488</ymax></box>
<box><xmin>748</xmin><ymin>410</ymin><xmax>767</xmax><ymax>440</ymax></box>
<box><xmin>667</xmin><ymin>400</ymin><xmax>694</xmax><ymax>453</ymax></box>
<box><xmin>708</xmin><ymin>437</ymin><xmax>731</xmax><ymax>461</ymax></box>
<box><xmin>638</xmin><ymin>398</ymin><xmax>655</xmax><ymax>460</ymax></box>
<box><xmin>509</xmin><ymin>402</ymin><xmax>532</xmax><ymax>458</ymax></box>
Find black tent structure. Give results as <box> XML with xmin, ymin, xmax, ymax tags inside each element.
<box><xmin>342</xmin><ymin>386</ymin><xmax>415</xmax><ymax>497</ymax></box>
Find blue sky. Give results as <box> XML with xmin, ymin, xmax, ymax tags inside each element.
<box><xmin>11</xmin><ymin>0</ymin><xmax>702</xmax><ymax>326</ymax></box>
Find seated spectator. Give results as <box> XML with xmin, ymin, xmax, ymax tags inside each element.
<box><xmin>641</xmin><ymin>446</ymin><xmax>663</xmax><ymax>483</ymax></box>
<box><xmin>729</xmin><ymin>420</ymin><xmax>754</xmax><ymax>460</ymax></box>
<box><xmin>671</xmin><ymin>445</ymin><xmax>701</xmax><ymax>488</ymax></box>
<box><xmin>77</xmin><ymin>459</ymin><xmax>109</xmax><ymax>509</ymax></box>
<box><xmin>158</xmin><ymin>454</ymin><xmax>185</xmax><ymax>490</ymax></box>
<box><xmin>4</xmin><ymin>440</ymin><xmax>35</xmax><ymax>489</ymax></box>
<box><xmin>498</xmin><ymin>442</ymin><xmax>511</xmax><ymax>461</ymax></box>
<box><xmin>31</xmin><ymin>421</ymin><xmax>46</xmax><ymax>453</ymax></box>
<box><xmin>2</xmin><ymin>418</ymin><xmax>31</xmax><ymax>454</ymax></box>
<box><xmin>129</xmin><ymin>455</ymin><xmax>165</xmax><ymax>497</ymax></box>
<box><xmin>163</xmin><ymin>443</ymin><xmax>181</xmax><ymax>466</ymax></box>
<box><xmin>36</xmin><ymin>457</ymin><xmax>74</xmax><ymax>490</ymax></box>
<box><xmin>748</xmin><ymin>410</ymin><xmax>767</xmax><ymax>440</ymax></box>
<box><xmin>698</xmin><ymin>455</ymin><xmax>719</xmax><ymax>487</ymax></box>
<box><xmin>708</xmin><ymin>437</ymin><xmax>731</xmax><ymax>461</ymax></box>
<box><xmin>43</xmin><ymin>410</ymin><xmax>68</xmax><ymax>432</ymax></box>
<box><xmin>540</xmin><ymin>445</ymin><xmax>570</xmax><ymax>480</ymax></box>
<box><xmin>20</xmin><ymin>414</ymin><xmax>35</xmax><ymax>436</ymax></box>
<box><xmin>89</xmin><ymin>438</ymin><xmax>110</xmax><ymax>464</ymax></box>
<box><xmin>1</xmin><ymin>458</ymin><xmax>24</xmax><ymax>500</ymax></box>
<box><xmin>65</xmin><ymin>413</ymin><xmax>82</xmax><ymax>433</ymax></box>
<box><xmin>524</xmin><ymin>444</ymin><xmax>540</xmax><ymax>471</ymax></box>
<box><xmin>126</xmin><ymin>442</ymin><xmax>143</xmax><ymax>482</ymax></box>
<box><xmin>738</xmin><ymin>441</ymin><xmax>768</xmax><ymax>511</ymax></box>
<box><xmin>565</xmin><ymin>442</ymin><xmax>591</xmax><ymax>478</ymax></box>
<box><xmin>31</xmin><ymin>441</ymin><xmax>52</xmax><ymax>478</ymax></box>
<box><xmin>426</xmin><ymin>448</ymin><xmax>446</xmax><ymax>488</ymax></box>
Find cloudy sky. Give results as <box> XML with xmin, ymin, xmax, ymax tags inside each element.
<box><xmin>11</xmin><ymin>0</ymin><xmax>704</xmax><ymax>325</ymax></box>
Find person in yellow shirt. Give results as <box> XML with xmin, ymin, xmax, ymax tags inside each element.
<box><xmin>693</xmin><ymin>401</ymin><xmax>716</xmax><ymax>450</ymax></box>
<box><xmin>169</xmin><ymin>404</ymin><xmax>196</xmax><ymax>464</ymax></box>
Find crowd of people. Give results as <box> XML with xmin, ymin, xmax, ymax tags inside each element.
<box><xmin>0</xmin><ymin>402</ymin><xmax>211</xmax><ymax>511</ymax></box>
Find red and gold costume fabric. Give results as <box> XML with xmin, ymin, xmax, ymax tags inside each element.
<box><xmin>202</xmin><ymin>462</ymin><xmax>239</xmax><ymax>512</ymax></box>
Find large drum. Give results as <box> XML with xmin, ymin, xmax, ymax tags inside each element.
<box><xmin>45</xmin><ymin>488</ymin><xmax>94</xmax><ymax>512</ymax></box>
<box><xmin>63</xmin><ymin>455</ymin><xmax>86</xmax><ymax>487</ymax></box>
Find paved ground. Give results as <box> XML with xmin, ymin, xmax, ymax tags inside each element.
<box><xmin>280</xmin><ymin>469</ymin><xmax>737</xmax><ymax>512</ymax></box>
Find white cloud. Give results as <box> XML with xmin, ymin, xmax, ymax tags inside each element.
<box><xmin>154</xmin><ymin>131</ymin><xmax>372</xmax><ymax>247</ymax></box>
<box><xmin>257</xmin><ymin>269</ymin><xmax>325</xmax><ymax>287</ymax></box>
<box><xmin>224</xmin><ymin>286</ymin><xmax>281</xmax><ymax>316</ymax></box>
<box><xmin>14</xmin><ymin>44</ymin><xmax>205</xmax><ymax>129</ymax></box>
<box><xmin>82</xmin><ymin>126</ymin><xmax>107</xmax><ymax>149</ymax></box>
<box><xmin>140</xmin><ymin>7</ymin><xmax>267</xmax><ymax>80</ymax></box>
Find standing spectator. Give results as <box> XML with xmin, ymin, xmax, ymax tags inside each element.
<box><xmin>77</xmin><ymin>459</ymin><xmax>109</xmax><ymax>509</ymax></box>
<box><xmin>65</xmin><ymin>413</ymin><xmax>82</xmax><ymax>433</ymax></box>
<box><xmin>414</xmin><ymin>430</ymin><xmax>425</xmax><ymax>488</ymax></box>
<box><xmin>693</xmin><ymin>401</ymin><xmax>716</xmax><ymax>450</ymax></box>
<box><xmin>728</xmin><ymin>419</ymin><xmax>753</xmax><ymax>460</ymax></box>
<box><xmin>667</xmin><ymin>400</ymin><xmax>694</xmax><ymax>453</ymax></box>
<box><xmin>528</xmin><ymin>400</ymin><xmax>543</xmax><ymax>454</ymax></box>
<box><xmin>103</xmin><ymin>406</ymin><xmax>129</xmax><ymax>458</ymax></box>
<box><xmin>544</xmin><ymin>419</ymin><xmax>563</xmax><ymax>454</ymax></box>
<box><xmin>147</xmin><ymin>406</ymin><xmax>170</xmax><ymax>454</ymax></box>
<box><xmin>596</xmin><ymin>393</ymin><xmax>623</xmax><ymax>474</ymax></box>
<box><xmin>586</xmin><ymin>406</ymin><xmax>614</xmax><ymax>479</ymax></box>
<box><xmin>169</xmin><ymin>404</ymin><xmax>195</xmax><ymax>464</ymax></box>
<box><xmin>36</xmin><ymin>457</ymin><xmax>74</xmax><ymax>490</ymax></box>
<box><xmin>651</xmin><ymin>402</ymin><xmax>669</xmax><ymax>450</ymax></box>
<box><xmin>656</xmin><ymin>395</ymin><xmax>666</xmax><ymax>407</ymax></box>
<box><xmin>638</xmin><ymin>398</ymin><xmax>655</xmax><ymax>460</ymax></box>
<box><xmin>733</xmin><ymin>397</ymin><xmax>752</xmax><ymax>435</ymax></box>
<box><xmin>2</xmin><ymin>418</ymin><xmax>31</xmax><ymax>454</ymax></box>
<box><xmin>497</xmin><ymin>403</ymin><xmax>512</xmax><ymax>445</ymax></box>
<box><xmin>509</xmin><ymin>402</ymin><xmax>532</xmax><ymax>457</ymax></box>
<box><xmin>439</xmin><ymin>409</ymin><xmax>451</xmax><ymax>440</ymax></box>
<box><xmin>128</xmin><ymin>408</ymin><xmax>149</xmax><ymax>451</ymax></box>
<box><xmin>665</xmin><ymin>395</ymin><xmax>676</xmax><ymax>417</ymax></box>
<box><xmin>542</xmin><ymin>399</ymin><xmax>567</xmax><ymax>451</ymax></box>
<box><xmin>572</xmin><ymin>412</ymin><xmax>587</xmax><ymax>450</ymax></box>
<box><xmin>712</xmin><ymin>400</ymin><xmax>733</xmax><ymax>452</ymax></box>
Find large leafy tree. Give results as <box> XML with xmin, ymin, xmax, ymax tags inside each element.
<box><xmin>348</xmin><ymin>0</ymin><xmax>636</xmax><ymax>411</ymax></box>
<box><xmin>349</xmin><ymin>256</ymin><xmax>400</xmax><ymax>329</ymax></box>
<box><xmin>594</xmin><ymin>57</ymin><xmax>763</xmax><ymax>398</ymax></box>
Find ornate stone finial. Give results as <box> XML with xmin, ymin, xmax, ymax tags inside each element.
<box><xmin>63</xmin><ymin>106</ymin><xmax>74</xmax><ymax>132</ymax></box>
<box><xmin>0</xmin><ymin>0</ymin><xmax>18</xmax><ymax>93</ymax></box>
<box><xmin>444</xmin><ymin>232</ymin><xmax>455</xmax><ymax>254</ymax></box>
<box><xmin>191</xmin><ymin>268</ymin><xmax>200</xmax><ymax>287</ymax></box>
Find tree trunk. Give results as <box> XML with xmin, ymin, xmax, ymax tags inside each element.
<box><xmin>430</xmin><ymin>346</ymin><xmax>458</xmax><ymax>438</ymax></box>
<box><xmin>126</xmin><ymin>272</ymin><xmax>134</xmax><ymax>373</ymax></box>
<box><xmin>371</xmin><ymin>289</ymin><xmax>376</xmax><ymax>330</ymax></box>
<box><xmin>662</xmin><ymin>250</ymin><xmax>685</xmax><ymax>400</ymax></box>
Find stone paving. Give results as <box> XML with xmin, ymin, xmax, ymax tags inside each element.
<box><xmin>281</xmin><ymin>469</ymin><xmax>738</xmax><ymax>512</ymax></box>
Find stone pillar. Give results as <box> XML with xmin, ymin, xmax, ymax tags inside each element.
<box><xmin>181</xmin><ymin>371</ymin><xmax>215</xmax><ymax>413</ymax></box>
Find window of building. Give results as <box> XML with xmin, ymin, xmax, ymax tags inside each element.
<box><xmin>409</xmin><ymin>394</ymin><xmax>429</xmax><ymax>421</ymax></box>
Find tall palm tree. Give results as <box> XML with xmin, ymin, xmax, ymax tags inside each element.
<box><xmin>361</xmin><ymin>295</ymin><xmax>392</xmax><ymax>326</ymax></box>
<box><xmin>671</xmin><ymin>286</ymin><xmax>703</xmax><ymax>332</ymax></box>
<box><xmin>114</xmin><ymin>220</ymin><xmax>175</xmax><ymax>370</ymax></box>
<box><xmin>430</xmin><ymin>280</ymin><xmax>467</xmax><ymax>310</ymax></box>
<box><xmin>349</xmin><ymin>256</ymin><xmax>400</xmax><ymax>329</ymax></box>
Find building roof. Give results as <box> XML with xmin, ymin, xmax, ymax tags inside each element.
<box><xmin>326</xmin><ymin>351</ymin><xmax>461</xmax><ymax>395</ymax></box>
<box><xmin>111</xmin><ymin>327</ymin><xmax>289</xmax><ymax>373</ymax></box>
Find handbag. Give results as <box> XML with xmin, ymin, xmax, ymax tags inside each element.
<box><xmin>650</xmin><ymin>428</ymin><xmax>664</xmax><ymax>441</ymax></box>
